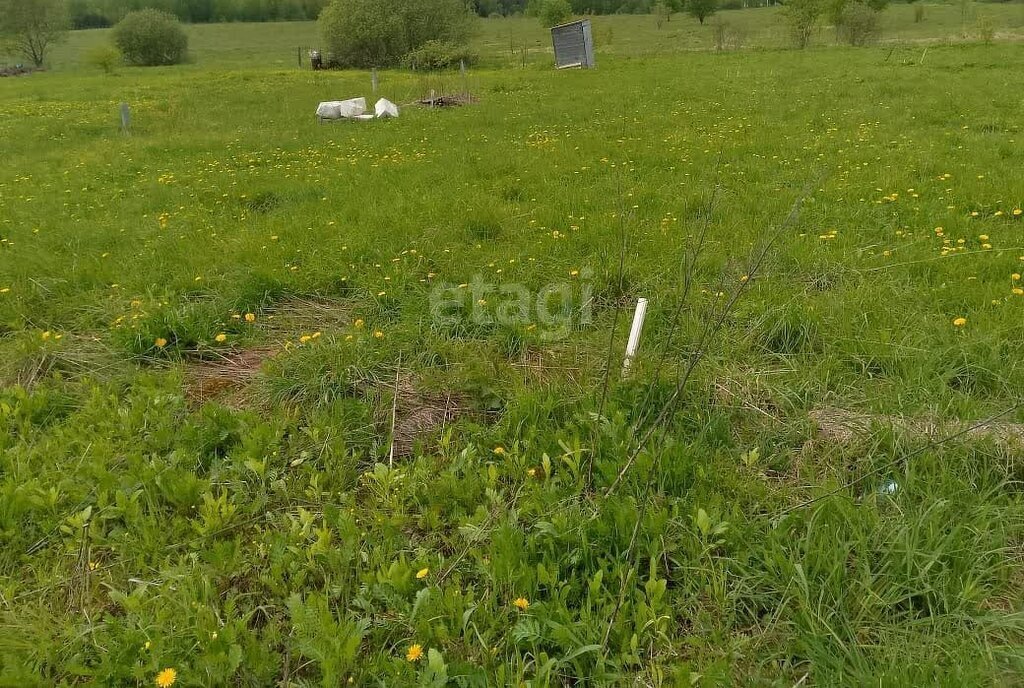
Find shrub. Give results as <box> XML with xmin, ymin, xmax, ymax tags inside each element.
<box><xmin>85</xmin><ymin>42</ymin><xmax>122</xmax><ymax>73</ymax></box>
<box><xmin>403</xmin><ymin>40</ymin><xmax>477</xmax><ymax>70</ymax></box>
<box><xmin>711</xmin><ymin>18</ymin><xmax>743</xmax><ymax>49</ymax></box>
<box><xmin>977</xmin><ymin>16</ymin><xmax>995</xmax><ymax>43</ymax></box>
<box><xmin>536</xmin><ymin>0</ymin><xmax>572</xmax><ymax>26</ymax></box>
<box><xmin>783</xmin><ymin>0</ymin><xmax>823</xmax><ymax>48</ymax></box>
<box><xmin>839</xmin><ymin>1</ymin><xmax>880</xmax><ymax>45</ymax></box>
<box><xmin>112</xmin><ymin>9</ymin><xmax>188</xmax><ymax>66</ymax></box>
<box><xmin>319</xmin><ymin>0</ymin><xmax>471</xmax><ymax>69</ymax></box>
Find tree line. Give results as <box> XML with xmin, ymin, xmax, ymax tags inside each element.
<box><xmin>66</xmin><ymin>0</ymin><xmax>330</xmax><ymax>28</ymax></box>
<box><xmin>64</xmin><ymin>0</ymin><xmax>743</xmax><ymax>28</ymax></box>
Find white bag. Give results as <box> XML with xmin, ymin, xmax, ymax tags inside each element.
<box><xmin>374</xmin><ymin>98</ymin><xmax>399</xmax><ymax>119</ymax></box>
<box><xmin>316</xmin><ymin>97</ymin><xmax>367</xmax><ymax>120</ymax></box>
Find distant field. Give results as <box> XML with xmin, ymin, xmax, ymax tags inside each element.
<box><xmin>2</xmin><ymin>6</ymin><xmax>1024</xmax><ymax>687</ymax></box>
<box><xmin>24</xmin><ymin>2</ymin><xmax>1024</xmax><ymax>71</ymax></box>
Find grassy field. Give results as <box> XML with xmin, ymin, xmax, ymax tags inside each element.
<box><xmin>2</xmin><ymin>7</ymin><xmax>1024</xmax><ymax>687</ymax></box>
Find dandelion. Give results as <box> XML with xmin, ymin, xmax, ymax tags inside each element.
<box><xmin>373</xmin><ymin>330</ymin><xmax>383</xmax><ymax>339</ymax></box>
<box><xmin>155</xmin><ymin>668</ymin><xmax>177</xmax><ymax>687</ymax></box>
<box><xmin>416</xmin><ymin>567</ymin><xmax>429</xmax><ymax>579</ymax></box>
<box><xmin>244</xmin><ymin>313</ymin><xmax>256</xmax><ymax>323</ymax></box>
<box><xmin>952</xmin><ymin>317</ymin><xmax>967</xmax><ymax>327</ymax></box>
<box><xmin>513</xmin><ymin>597</ymin><xmax>530</xmax><ymax>611</ymax></box>
<box><xmin>144</xmin><ymin>641</ymin><xmax>151</xmax><ymax>650</ymax></box>
<box><xmin>1013</xmin><ymin>208</ymin><xmax>1022</xmax><ymax>217</ymax></box>
<box><xmin>493</xmin><ymin>446</ymin><xmax>506</xmax><ymax>455</ymax></box>
<box><xmin>1012</xmin><ymin>274</ymin><xmax>1021</xmax><ymax>281</ymax></box>
<box><xmin>354</xmin><ymin>318</ymin><xmax>364</xmax><ymax>328</ymax></box>
<box><xmin>215</xmin><ymin>333</ymin><xmax>227</xmax><ymax>343</ymax></box>
<box><xmin>1014</xmin><ymin>288</ymin><xmax>1024</xmax><ymax>296</ymax></box>
<box><xmin>155</xmin><ymin>338</ymin><xmax>168</xmax><ymax>348</ymax></box>
<box><xmin>979</xmin><ymin>234</ymin><xmax>989</xmax><ymax>241</ymax></box>
<box><xmin>406</xmin><ymin>644</ymin><xmax>424</xmax><ymax>662</ymax></box>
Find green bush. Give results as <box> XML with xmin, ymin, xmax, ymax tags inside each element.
<box><xmin>84</xmin><ymin>42</ymin><xmax>122</xmax><ymax>73</ymax></box>
<box><xmin>318</xmin><ymin>0</ymin><xmax>471</xmax><ymax>69</ymax></box>
<box><xmin>111</xmin><ymin>9</ymin><xmax>188</xmax><ymax>66</ymax></box>
<box><xmin>403</xmin><ymin>40</ymin><xmax>477</xmax><ymax>70</ymax></box>
<box><xmin>783</xmin><ymin>0</ymin><xmax>823</xmax><ymax>48</ymax></box>
<box><xmin>536</xmin><ymin>0</ymin><xmax>572</xmax><ymax>27</ymax></box>
<box><xmin>838</xmin><ymin>1</ymin><xmax>881</xmax><ymax>45</ymax></box>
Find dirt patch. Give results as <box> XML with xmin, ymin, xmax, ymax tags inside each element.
<box><xmin>386</xmin><ymin>375</ymin><xmax>469</xmax><ymax>458</ymax></box>
<box><xmin>184</xmin><ymin>347</ymin><xmax>277</xmax><ymax>408</ymax></box>
<box><xmin>810</xmin><ymin>406</ymin><xmax>1024</xmax><ymax>446</ymax></box>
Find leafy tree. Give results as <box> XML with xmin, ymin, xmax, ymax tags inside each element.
<box><xmin>535</xmin><ymin>0</ymin><xmax>573</xmax><ymax>26</ymax></box>
<box><xmin>112</xmin><ymin>9</ymin><xmax>189</xmax><ymax>65</ymax></box>
<box><xmin>0</xmin><ymin>0</ymin><xmax>70</xmax><ymax>67</ymax></box>
<box><xmin>319</xmin><ymin>0</ymin><xmax>471</xmax><ymax>68</ymax></box>
<box><xmin>783</xmin><ymin>0</ymin><xmax>822</xmax><ymax>47</ymax></box>
<box><xmin>685</xmin><ymin>0</ymin><xmax>717</xmax><ymax>25</ymax></box>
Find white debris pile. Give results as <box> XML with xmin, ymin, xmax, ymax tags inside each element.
<box><xmin>316</xmin><ymin>97</ymin><xmax>399</xmax><ymax>122</ymax></box>
<box><xmin>374</xmin><ymin>98</ymin><xmax>399</xmax><ymax>118</ymax></box>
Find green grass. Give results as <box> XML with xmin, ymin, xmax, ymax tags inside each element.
<box><xmin>2</xmin><ymin>10</ymin><xmax>1024</xmax><ymax>687</ymax></box>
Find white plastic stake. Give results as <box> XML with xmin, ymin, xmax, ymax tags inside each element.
<box><xmin>622</xmin><ymin>297</ymin><xmax>648</xmax><ymax>375</ymax></box>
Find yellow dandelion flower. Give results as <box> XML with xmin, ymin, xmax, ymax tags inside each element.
<box><xmin>373</xmin><ymin>330</ymin><xmax>383</xmax><ymax>338</ymax></box>
<box><xmin>406</xmin><ymin>644</ymin><xmax>424</xmax><ymax>662</ymax></box>
<box><xmin>1013</xmin><ymin>208</ymin><xmax>1022</xmax><ymax>217</ymax></box>
<box><xmin>493</xmin><ymin>446</ymin><xmax>506</xmax><ymax>455</ymax></box>
<box><xmin>513</xmin><ymin>597</ymin><xmax>530</xmax><ymax>611</ymax></box>
<box><xmin>1013</xmin><ymin>288</ymin><xmax>1024</xmax><ymax>296</ymax></box>
<box><xmin>215</xmin><ymin>333</ymin><xmax>227</xmax><ymax>343</ymax></box>
<box><xmin>354</xmin><ymin>318</ymin><xmax>364</xmax><ymax>328</ymax></box>
<box><xmin>952</xmin><ymin>317</ymin><xmax>967</xmax><ymax>327</ymax></box>
<box><xmin>144</xmin><ymin>640</ymin><xmax>151</xmax><ymax>650</ymax></box>
<box><xmin>979</xmin><ymin>234</ymin><xmax>989</xmax><ymax>241</ymax></box>
<box><xmin>416</xmin><ymin>567</ymin><xmax>429</xmax><ymax>579</ymax></box>
<box><xmin>244</xmin><ymin>313</ymin><xmax>256</xmax><ymax>323</ymax></box>
<box><xmin>155</xmin><ymin>668</ymin><xmax>177</xmax><ymax>687</ymax></box>
<box><xmin>1012</xmin><ymin>274</ymin><xmax>1021</xmax><ymax>281</ymax></box>
<box><xmin>155</xmin><ymin>338</ymin><xmax>168</xmax><ymax>348</ymax></box>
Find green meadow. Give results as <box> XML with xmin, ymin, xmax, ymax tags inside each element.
<box><xmin>2</xmin><ymin>5</ymin><xmax>1024</xmax><ymax>686</ymax></box>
